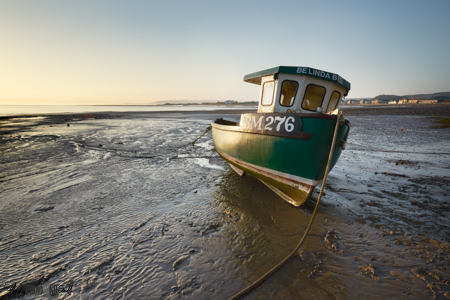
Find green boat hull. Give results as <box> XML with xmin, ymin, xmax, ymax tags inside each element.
<box><xmin>211</xmin><ymin>113</ymin><xmax>350</xmax><ymax>206</ymax></box>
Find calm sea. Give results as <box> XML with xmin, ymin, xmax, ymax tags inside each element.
<box><xmin>0</xmin><ymin>104</ymin><xmax>256</xmax><ymax>117</ymax></box>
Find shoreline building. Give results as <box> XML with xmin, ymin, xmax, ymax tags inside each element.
<box><xmin>347</xmin><ymin>99</ymin><xmax>360</xmax><ymax>104</ymax></box>
<box><xmin>359</xmin><ymin>99</ymin><xmax>372</xmax><ymax>104</ymax></box>
<box><xmin>372</xmin><ymin>99</ymin><xmax>389</xmax><ymax>104</ymax></box>
<box><xmin>408</xmin><ymin>97</ymin><xmax>420</xmax><ymax>104</ymax></box>
<box><xmin>419</xmin><ymin>99</ymin><xmax>438</xmax><ymax>104</ymax></box>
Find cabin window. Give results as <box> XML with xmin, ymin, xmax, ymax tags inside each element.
<box><xmin>301</xmin><ymin>84</ymin><xmax>326</xmax><ymax>111</ymax></box>
<box><xmin>279</xmin><ymin>80</ymin><xmax>299</xmax><ymax>107</ymax></box>
<box><xmin>326</xmin><ymin>91</ymin><xmax>341</xmax><ymax>112</ymax></box>
<box><xmin>261</xmin><ymin>81</ymin><xmax>275</xmax><ymax>106</ymax></box>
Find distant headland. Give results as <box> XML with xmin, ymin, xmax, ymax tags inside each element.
<box><xmin>160</xmin><ymin>100</ymin><xmax>258</xmax><ymax>106</ymax></box>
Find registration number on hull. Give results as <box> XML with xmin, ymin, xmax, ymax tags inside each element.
<box><xmin>239</xmin><ymin>113</ymin><xmax>302</xmax><ymax>135</ymax></box>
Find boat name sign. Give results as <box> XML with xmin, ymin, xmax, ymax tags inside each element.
<box><xmin>296</xmin><ymin>67</ymin><xmax>345</xmax><ymax>85</ymax></box>
<box><xmin>240</xmin><ymin>113</ymin><xmax>303</xmax><ymax>135</ymax></box>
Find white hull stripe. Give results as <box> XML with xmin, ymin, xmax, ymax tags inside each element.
<box><xmin>218</xmin><ymin>150</ymin><xmax>322</xmax><ymax>188</ymax></box>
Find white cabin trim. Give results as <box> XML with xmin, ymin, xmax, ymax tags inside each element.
<box><xmin>257</xmin><ymin>73</ymin><xmax>348</xmax><ymax>114</ymax></box>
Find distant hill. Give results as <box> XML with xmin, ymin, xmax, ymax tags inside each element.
<box><xmin>371</xmin><ymin>92</ymin><xmax>450</xmax><ymax>101</ymax></box>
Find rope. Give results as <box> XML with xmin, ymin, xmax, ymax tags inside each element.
<box><xmin>347</xmin><ymin>142</ymin><xmax>450</xmax><ymax>155</ymax></box>
<box><xmin>123</xmin><ymin>126</ymin><xmax>213</xmax><ymax>159</ymax></box>
<box><xmin>72</xmin><ymin>126</ymin><xmax>213</xmax><ymax>159</ymax></box>
<box><xmin>229</xmin><ymin>111</ymin><xmax>343</xmax><ymax>300</ymax></box>
<box><xmin>183</xmin><ymin>125</ymin><xmax>211</xmax><ymax>147</ymax></box>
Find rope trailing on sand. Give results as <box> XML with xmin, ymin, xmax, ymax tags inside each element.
<box><xmin>187</xmin><ymin>125</ymin><xmax>211</xmax><ymax>147</ymax></box>
<box><xmin>72</xmin><ymin>125</ymin><xmax>213</xmax><ymax>159</ymax></box>
<box><xmin>347</xmin><ymin>142</ymin><xmax>450</xmax><ymax>155</ymax></box>
<box><xmin>229</xmin><ymin>112</ymin><xmax>343</xmax><ymax>300</ymax></box>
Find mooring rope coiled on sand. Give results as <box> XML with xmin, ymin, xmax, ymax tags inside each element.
<box><xmin>229</xmin><ymin>112</ymin><xmax>344</xmax><ymax>300</ymax></box>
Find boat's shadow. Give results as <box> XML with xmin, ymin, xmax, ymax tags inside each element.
<box><xmin>213</xmin><ymin>169</ymin><xmax>320</xmax><ymax>221</ymax></box>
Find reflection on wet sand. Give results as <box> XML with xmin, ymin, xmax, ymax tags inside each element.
<box><xmin>0</xmin><ymin>111</ymin><xmax>449</xmax><ymax>299</ymax></box>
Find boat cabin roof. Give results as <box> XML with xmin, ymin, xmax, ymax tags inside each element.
<box><xmin>244</xmin><ymin>66</ymin><xmax>350</xmax><ymax>91</ymax></box>
<box><xmin>244</xmin><ymin>66</ymin><xmax>351</xmax><ymax>114</ymax></box>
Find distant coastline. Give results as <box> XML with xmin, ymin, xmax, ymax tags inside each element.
<box><xmin>84</xmin><ymin>101</ymin><xmax>258</xmax><ymax>107</ymax></box>
<box><xmin>341</xmin><ymin>101</ymin><xmax>450</xmax><ymax>106</ymax></box>
<box><xmin>0</xmin><ymin>103</ymin><xmax>257</xmax><ymax>117</ymax></box>
<box><xmin>159</xmin><ymin>101</ymin><xmax>258</xmax><ymax>106</ymax></box>
<box><xmin>345</xmin><ymin>91</ymin><xmax>450</xmax><ymax>105</ymax></box>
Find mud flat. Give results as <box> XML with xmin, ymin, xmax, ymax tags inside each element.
<box><xmin>0</xmin><ymin>109</ymin><xmax>449</xmax><ymax>299</ymax></box>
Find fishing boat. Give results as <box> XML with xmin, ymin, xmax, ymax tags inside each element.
<box><xmin>211</xmin><ymin>66</ymin><xmax>351</xmax><ymax>206</ymax></box>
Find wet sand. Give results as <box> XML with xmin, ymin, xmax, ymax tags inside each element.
<box><xmin>1</xmin><ymin>107</ymin><xmax>449</xmax><ymax>299</ymax></box>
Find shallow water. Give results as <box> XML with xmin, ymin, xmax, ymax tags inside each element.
<box><xmin>0</xmin><ymin>113</ymin><xmax>449</xmax><ymax>299</ymax></box>
<box><xmin>0</xmin><ymin>104</ymin><xmax>256</xmax><ymax>117</ymax></box>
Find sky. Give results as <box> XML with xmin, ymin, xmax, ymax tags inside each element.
<box><xmin>1</xmin><ymin>0</ymin><xmax>449</xmax><ymax>105</ymax></box>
